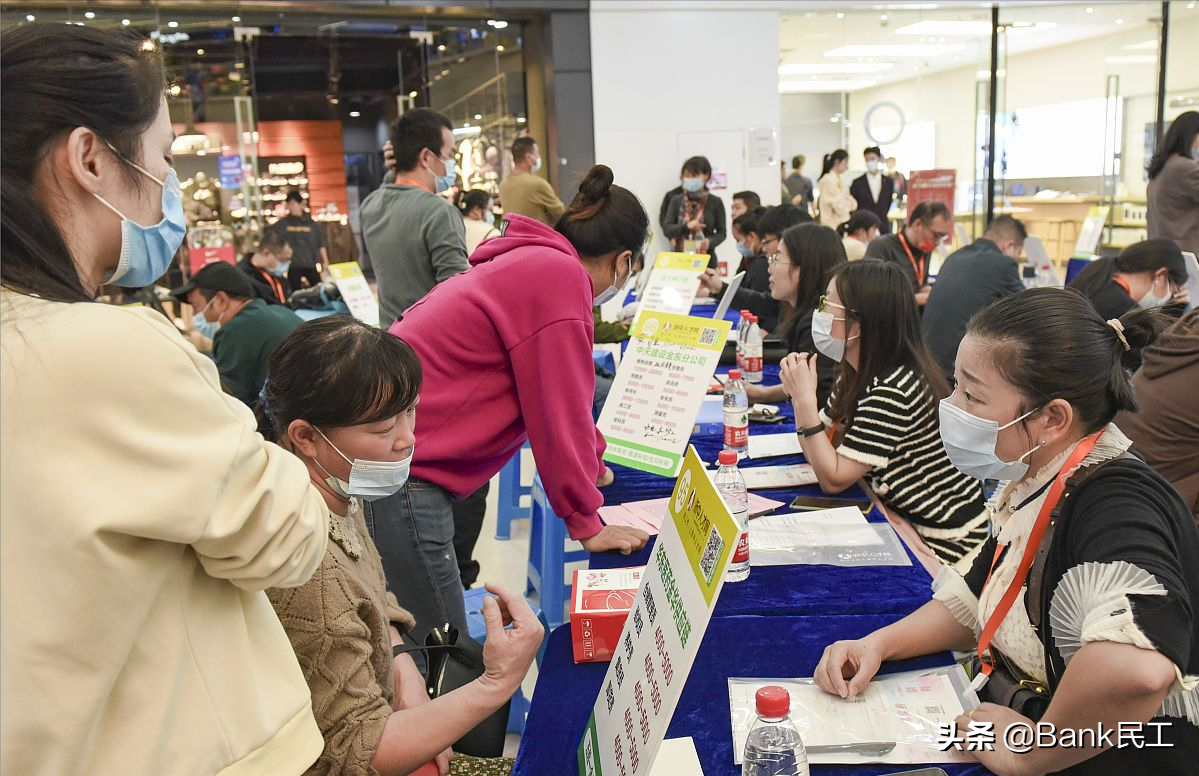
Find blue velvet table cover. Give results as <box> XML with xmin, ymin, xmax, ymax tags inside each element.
<box><xmin>512</xmin><ymin>615</ymin><xmax>990</xmax><ymax>776</ymax></box>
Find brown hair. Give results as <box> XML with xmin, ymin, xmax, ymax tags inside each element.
<box><xmin>555</xmin><ymin>165</ymin><xmax>648</xmax><ymax>259</ymax></box>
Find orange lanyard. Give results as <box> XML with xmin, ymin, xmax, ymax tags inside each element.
<box><xmin>258</xmin><ymin>267</ymin><xmax>285</xmax><ymax>303</ymax></box>
<box><xmin>826</xmin><ymin>419</ymin><xmax>843</xmax><ymax>445</ymax></box>
<box><xmin>395</xmin><ymin>177</ymin><xmax>431</xmax><ymax>192</ymax></box>
<box><xmin>971</xmin><ymin>432</ymin><xmax>1101</xmax><ymax>690</ymax></box>
<box><xmin>898</xmin><ymin>231</ymin><xmax>927</xmax><ymax>287</ymax></box>
<box><xmin>1113</xmin><ymin>275</ymin><xmax>1132</xmax><ymax>297</ymax></box>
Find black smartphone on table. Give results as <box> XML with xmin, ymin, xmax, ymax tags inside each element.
<box><xmin>789</xmin><ymin>495</ymin><xmax>873</xmax><ymax>514</ymax></box>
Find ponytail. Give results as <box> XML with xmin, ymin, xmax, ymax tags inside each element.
<box><xmin>555</xmin><ymin>165</ymin><xmax>649</xmax><ymax>259</ymax></box>
<box><xmin>1068</xmin><ymin>239</ymin><xmax>1187</xmax><ymax>299</ymax></box>
<box><xmin>820</xmin><ymin>149</ymin><xmax>849</xmax><ymax>178</ymax></box>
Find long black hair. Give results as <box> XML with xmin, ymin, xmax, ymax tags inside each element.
<box><xmin>555</xmin><ymin>165</ymin><xmax>649</xmax><ymax>261</ymax></box>
<box><xmin>1148</xmin><ymin>111</ymin><xmax>1199</xmax><ymax>180</ymax></box>
<box><xmin>837</xmin><ymin>210</ymin><xmax>883</xmax><ymax>238</ymax></box>
<box><xmin>779</xmin><ymin>223</ymin><xmax>847</xmax><ymax>344</ymax></box>
<box><xmin>967</xmin><ymin>288</ymin><xmax>1166</xmax><ymax>432</ymax></box>
<box><xmin>821</xmin><ymin>149</ymin><xmax>849</xmax><ymax>178</ymax></box>
<box><xmin>1068</xmin><ymin>238</ymin><xmax>1186</xmax><ymax>300</ymax></box>
<box><xmin>260</xmin><ymin>316</ymin><xmax>423</xmax><ymax>444</ymax></box>
<box><xmin>827</xmin><ymin>260</ymin><xmax>949</xmax><ymax>425</ymax></box>
<box><xmin>1</xmin><ymin>24</ymin><xmax>166</xmax><ymax>303</ymax></box>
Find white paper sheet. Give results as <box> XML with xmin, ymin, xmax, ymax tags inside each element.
<box><xmin>728</xmin><ymin>666</ymin><xmax>979</xmax><ymax>765</ymax></box>
<box><xmin>648</xmin><ymin>737</ymin><xmax>706</xmax><ymax>776</ymax></box>
<box><xmin>1183</xmin><ymin>251</ymin><xmax>1198</xmax><ymax>312</ymax></box>
<box><xmin>738</xmin><ymin>464</ymin><xmax>818</xmax><ymax>490</ymax></box>
<box><xmin>605</xmin><ymin>493</ymin><xmax>786</xmax><ymax>534</ymax></box>
<box><xmin>712</xmin><ymin>271</ymin><xmax>746</xmax><ymax>322</ymax></box>
<box><xmin>747</xmin><ymin>433</ymin><xmax>803</xmax><ymax>459</ymax></box>
<box><xmin>751</xmin><ymin>508</ymin><xmax>884</xmax><ymax>550</ymax></box>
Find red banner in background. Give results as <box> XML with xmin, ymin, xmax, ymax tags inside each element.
<box><xmin>906</xmin><ymin>169</ymin><xmax>956</xmax><ymax>221</ymax></box>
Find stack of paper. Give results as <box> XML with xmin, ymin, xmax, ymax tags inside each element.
<box><xmin>752</xmin><ymin>508</ymin><xmax>882</xmax><ymax>549</ymax></box>
<box><xmin>747</xmin><ymin>433</ymin><xmax>803</xmax><ymax>459</ymax></box>
<box><xmin>737</xmin><ymin>464</ymin><xmax>817</xmax><ymax>490</ymax></box>
<box><xmin>601</xmin><ymin>493</ymin><xmax>785</xmax><ymax>534</ymax></box>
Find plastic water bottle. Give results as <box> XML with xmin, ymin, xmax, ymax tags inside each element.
<box><xmin>744</xmin><ymin>316</ymin><xmax>763</xmax><ymax>384</ymax></box>
<box><xmin>743</xmin><ymin>686</ymin><xmax>808</xmax><ymax>776</ymax></box>
<box><xmin>723</xmin><ymin>369</ymin><xmax>749</xmax><ymax>457</ymax></box>
<box><xmin>1036</xmin><ymin>262</ymin><xmax>1055</xmax><ymax>288</ymax></box>
<box><xmin>716</xmin><ymin>450</ymin><xmax>750</xmax><ymax>583</ymax></box>
<box><xmin>736</xmin><ymin>311</ymin><xmax>750</xmax><ymax>372</ymax></box>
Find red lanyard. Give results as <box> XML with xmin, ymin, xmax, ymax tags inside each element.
<box><xmin>1113</xmin><ymin>275</ymin><xmax>1132</xmax><ymax>297</ymax></box>
<box><xmin>395</xmin><ymin>177</ymin><xmax>431</xmax><ymax>192</ymax></box>
<box><xmin>971</xmin><ymin>432</ymin><xmax>1101</xmax><ymax>690</ymax></box>
<box><xmin>898</xmin><ymin>231</ymin><xmax>926</xmax><ymax>287</ymax></box>
<box><xmin>257</xmin><ymin>267</ymin><xmax>285</xmax><ymax>303</ymax></box>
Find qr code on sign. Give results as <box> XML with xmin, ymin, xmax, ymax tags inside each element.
<box><xmin>699</xmin><ymin>527</ymin><xmax>724</xmax><ymax>584</ymax></box>
<box><xmin>699</xmin><ymin>327</ymin><xmax>720</xmax><ymax>346</ymax></box>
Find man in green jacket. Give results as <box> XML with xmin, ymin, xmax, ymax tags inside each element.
<box><xmin>172</xmin><ymin>262</ymin><xmax>303</xmax><ymax>409</ymax></box>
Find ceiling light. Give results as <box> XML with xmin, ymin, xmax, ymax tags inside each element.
<box><xmin>25</xmin><ymin>14</ymin><xmax>34</xmax><ymax>21</ymax></box>
<box><xmin>168</xmin><ymin>84</ymin><xmax>182</xmax><ymax>97</ymax></box>
<box><xmin>140</xmin><ymin>39</ymin><xmax>157</xmax><ymax>51</ymax></box>
<box><xmin>168</xmin><ymin>21</ymin><xmax>179</xmax><ymax>28</ymax></box>
<box><xmin>408</xmin><ymin>90</ymin><xmax>418</xmax><ymax>98</ymax></box>
<box><xmin>231</xmin><ymin>15</ymin><xmax>241</xmax><ymax>22</ymax></box>
<box><xmin>779</xmin><ymin>62</ymin><xmax>893</xmax><ymax>75</ymax></box>
<box><xmin>780</xmin><ymin>79</ymin><xmax>879</xmax><ymax>93</ymax></box>
<box><xmin>85</xmin><ymin>11</ymin><xmax>96</xmax><ymax>19</ymax></box>
<box><xmin>474</xmin><ymin>113</ymin><xmax>482</xmax><ymax>120</ymax></box>
<box><xmin>1115</xmin><ymin>18</ymin><xmax>1124</xmax><ymax>24</ymax></box>
<box><xmin>441</xmin><ymin>69</ymin><xmax>449</xmax><ymax>76</ymax></box>
<box><xmin>438</xmin><ymin>44</ymin><xmax>447</xmax><ymax>51</ymax></box>
<box><xmin>836</xmin><ymin>12</ymin><xmax>844</xmax><ymax>18</ymax></box>
<box><xmin>825</xmin><ymin>44</ymin><xmax>965</xmax><ymax>57</ymax></box>
<box><xmin>496</xmin><ymin>45</ymin><xmax>505</xmax><ymax>52</ymax></box>
<box><xmin>489</xmin><ymin>20</ymin><xmax>508</xmax><ymax>29</ymax></box>
<box><xmin>122</xmin><ymin>18</ymin><xmax>131</xmax><ymax>25</ymax></box>
<box><xmin>349</xmin><ymin>110</ymin><xmax>361</xmax><ymax>118</ymax></box>
<box><xmin>516</xmin><ymin>116</ymin><xmax>527</xmax><ymax>123</ymax></box>
<box><xmin>1085</xmin><ymin>6</ymin><xmax>1093</xmax><ymax>13</ymax></box>
<box><xmin>196</xmin><ymin>48</ymin><xmax>205</xmax><ymax>55</ymax></box>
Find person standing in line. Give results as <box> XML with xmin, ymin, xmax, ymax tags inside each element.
<box><xmin>849</xmin><ymin>146</ymin><xmax>895</xmax><ymax>234</ymax></box>
<box><xmin>660</xmin><ymin>155</ymin><xmax>727</xmax><ymax>264</ymax></box>
<box><xmin>921</xmin><ymin>216</ymin><xmax>1028</xmax><ymax>381</ymax></box>
<box><xmin>498</xmin><ymin>136</ymin><xmax>565</xmax><ymax>227</ymax></box>
<box><xmin>362</xmin><ymin>107</ymin><xmax>468</xmax><ymax>328</ymax></box>
<box><xmin>461</xmin><ymin>189</ymin><xmax>499</xmax><ymax>255</ymax></box>
<box><xmin>238</xmin><ymin>229</ymin><xmax>294</xmax><ymax>305</ymax></box>
<box><xmin>866</xmin><ymin>200</ymin><xmax>951</xmax><ymax>306</ymax></box>
<box><xmin>784</xmin><ymin>154</ymin><xmax>815</xmax><ymax>209</ymax></box>
<box><xmin>837</xmin><ymin>210</ymin><xmax>882</xmax><ymax>261</ymax></box>
<box><xmin>269</xmin><ymin>190</ymin><xmax>328</xmax><ymax>290</ymax></box>
<box><xmin>1</xmin><ymin>24</ymin><xmax>329</xmax><ymax>776</ymax></box>
<box><xmin>816</xmin><ymin>149</ymin><xmax>857</xmax><ymax>230</ymax></box>
<box><xmin>1146</xmin><ymin>110</ymin><xmax>1199</xmax><ymax>256</ymax></box>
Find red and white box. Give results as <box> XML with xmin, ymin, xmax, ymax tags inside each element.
<box><xmin>570</xmin><ymin>566</ymin><xmax>645</xmax><ymax>664</ymax></box>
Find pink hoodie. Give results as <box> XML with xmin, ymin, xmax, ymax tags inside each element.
<box><xmin>389</xmin><ymin>214</ymin><xmax>606</xmax><ymax>539</ymax></box>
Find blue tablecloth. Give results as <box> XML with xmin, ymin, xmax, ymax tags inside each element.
<box><xmin>512</xmin><ymin>615</ymin><xmax>988</xmax><ymax>776</ymax></box>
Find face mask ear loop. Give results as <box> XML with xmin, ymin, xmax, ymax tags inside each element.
<box><xmin>314</xmin><ymin>427</ymin><xmax>354</xmax><ymax>465</ymax></box>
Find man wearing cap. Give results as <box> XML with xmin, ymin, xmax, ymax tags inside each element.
<box><xmin>172</xmin><ymin>262</ymin><xmax>303</xmax><ymax>409</ymax></box>
<box><xmin>268</xmin><ymin>190</ymin><xmax>327</xmax><ymax>290</ymax></box>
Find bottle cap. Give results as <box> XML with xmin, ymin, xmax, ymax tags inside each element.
<box><xmin>728</xmin><ymin>369</ymin><xmax>742</xmax><ymax>380</ymax></box>
<box><xmin>750</xmin><ymin>315</ymin><xmax>759</xmax><ymax>323</ymax></box>
<box><xmin>755</xmin><ymin>685</ymin><xmax>790</xmax><ymax>718</ymax></box>
<box><xmin>718</xmin><ymin>450</ymin><xmax>739</xmax><ymax>465</ymax></box>
<box><xmin>741</xmin><ymin>310</ymin><xmax>750</xmax><ymax>317</ymax></box>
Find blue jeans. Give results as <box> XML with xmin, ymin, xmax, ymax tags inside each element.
<box><xmin>363</xmin><ymin>478</ymin><xmax>468</xmax><ymax>663</ymax></box>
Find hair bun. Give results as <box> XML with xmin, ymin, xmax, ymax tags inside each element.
<box><xmin>577</xmin><ymin>164</ymin><xmax>615</xmax><ymax>204</ymax></box>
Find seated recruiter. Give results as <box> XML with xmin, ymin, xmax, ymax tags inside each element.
<box><xmin>699</xmin><ymin>204</ymin><xmax>810</xmax><ymax>333</ymax></box>
<box><xmin>498</xmin><ymin>136</ymin><xmax>565</xmax><ymax>227</ymax></box>
<box><xmin>367</xmin><ymin>166</ymin><xmax>651</xmax><ymax>644</ymax></box>
<box><xmin>813</xmin><ymin>288</ymin><xmax>1199</xmax><ymax>775</ymax></box>
<box><xmin>921</xmin><ymin>216</ymin><xmax>1028</xmax><ymax>381</ymax></box>
<box><xmin>731</xmin><ymin>207</ymin><xmax>768</xmax><ymax>282</ymax></box>
<box><xmin>837</xmin><ymin>209</ymin><xmax>882</xmax><ymax>262</ymax></box>
<box><xmin>866</xmin><ymin>200</ymin><xmax>951</xmax><ymax>306</ymax></box>
<box><xmin>660</xmin><ymin>155</ymin><xmax>727</xmax><ymax>264</ymax></box>
<box><xmin>1116</xmin><ymin>309</ymin><xmax>1199</xmax><ymax>520</ymax></box>
<box><xmin>1068</xmin><ymin>238</ymin><xmax>1189</xmax><ymax>372</ymax></box>
<box><xmin>780</xmin><ymin>260</ymin><xmax>990</xmax><ymax>571</ymax></box>
<box><xmin>730</xmin><ymin>189</ymin><xmax>761</xmax><ymax>220</ymax></box>
<box><xmin>239</xmin><ymin>229</ymin><xmax>295</xmax><ymax>305</ymax></box>
<box><xmin>848</xmin><ymin>146</ymin><xmax>895</xmax><ymax>234</ymax></box>
<box><xmin>741</xmin><ymin>223</ymin><xmax>846</xmax><ymax>409</ymax></box>
<box><xmin>260</xmin><ymin>317</ymin><xmax>542</xmax><ymax>776</ymax></box>
<box><xmin>172</xmin><ymin>262</ymin><xmax>303</xmax><ymax>409</ymax></box>
<box><xmin>461</xmin><ymin>188</ymin><xmax>499</xmax><ymax>255</ymax></box>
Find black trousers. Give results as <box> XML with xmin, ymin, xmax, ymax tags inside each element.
<box><xmin>451</xmin><ymin>482</ymin><xmax>491</xmax><ymax>589</ymax></box>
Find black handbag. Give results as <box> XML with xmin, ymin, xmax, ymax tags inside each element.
<box><xmin>394</xmin><ymin>624</ymin><xmax>511</xmax><ymax>758</ymax></box>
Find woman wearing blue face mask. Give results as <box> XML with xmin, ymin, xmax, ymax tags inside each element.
<box><xmin>260</xmin><ymin>316</ymin><xmax>543</xmax><ymax>776</ymax></box>
<box><xmin>460</xmin><ymin>188</ymin><xmax>499</xmax><ymax>255</ymax></box>
<box><xmin>660</xmin><ymin>155</ymin><xmax>727</xmax><ymax>264</ymax></box>
<box><xmin>812</xmin><ymin>288</ymin><xmax>1199</xmax><ymax>776</ymax></box>
<box><xmin>1</xmin><ymin>24</ymin><xmax>330</xmax><ymax>776</ymax></box>
<box><xmin>779</xmin><ymin>259</ymin><xmax>989</xmax><ymax>571</ymax></box>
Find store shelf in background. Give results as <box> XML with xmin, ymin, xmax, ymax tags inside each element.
<box><xmin>258</xmin><ymin>121</ymin><xmax>350</xmax><ymax>214</ymax></box>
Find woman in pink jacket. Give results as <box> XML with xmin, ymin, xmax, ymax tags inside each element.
<box><xmin>370</xmin><ymin>165</ymin><xmax>650</xmax><ymax>644</ymax></box>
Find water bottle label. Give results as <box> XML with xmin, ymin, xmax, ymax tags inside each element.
<box><xmin>747</xmin><ymin>356</ymin><xmax>762</xmax><ymax>374</ymax></box>
<box><xmin>724</xmin><ymin>411</ymin><xmax>748</xmax><ymax>447</ymax></box>
<box><xmin>732</xmin><ymin>530</ymin><xmax>750</xmax><ymax>563</ymax></box>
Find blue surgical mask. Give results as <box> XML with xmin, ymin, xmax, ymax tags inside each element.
<box><xmin>93</xmin><ymin>153</ymin><xmax>186</xmax><ymax>288</ymax></box>
<box><xmin>191</xmin><ymin>298</ymin><xmax>221</xmax><ymax>339</ymax></box>
<box><xmin>269</xmin><ymin>260</ymin><xmax>291</xmax><ymax>278</ymax></box>
<box><xmin>485</xmin><ymin>212</ymin><xmax>495</xmax><ymax>226</ymax></box>
<box><xmin>533</xmin><ymin>156</ymin><xmax>543</xmax><ymax>172</ymax></box>
<box><xmin>938</xmin><ymin>399</ymin><xmax>1043</xmax><ymax>481</ymax></box>
<box><xmin>682</xmin><ymin>176</ymin><xmax>705</xmax><ymax>193</ymax></box>
<box><xmin>432</xmin><ymin>155</ymin><xmax>456</xmax><ymax>194</ymax></box>
<box><xmin>314</xmin><ymin>428</ymin><xmax>413</xmax><ymax>501</ymax></box>
<box><xmin>736</xmin><ymin>242</ymin><xmax>755</xmax><ymax>259</ymax></box>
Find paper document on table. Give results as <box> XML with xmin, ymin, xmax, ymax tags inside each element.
<box><xmin>712</xmin><ymin>271</ymin><xmax>745</xmax><ymax>322</ymax></box>
<box><xmin>747</xmin><ymin>433</ymin><xmax>803</xmax><ymax>459</ymax></box>
<box><xmin>605</xmin><ymin>493</ymin><xmax>785</xmax><ymax>535</ymax></box>
<box><xmin>1183</xmin><ymin>252</ymin><xmax>1198</xmax><ymax>312</ymax></box>
<box><xmin>753</xmin><ymin>508</ymin><xmax>881</xmax><ymax>548</ymax></box>
<box><xmin>738</xmin><ymin>464</ymin><xmax>817</xmax><ymax>490</ymax></box>
<box><xmin>728</xmin><ymin>666</ymin><xmax>979</xmax><ymax>765</ymax></box>
<box><xmin>647</xmin><ymin>737</ymin><xmax>705</xmax><ymax>776</ymax></box>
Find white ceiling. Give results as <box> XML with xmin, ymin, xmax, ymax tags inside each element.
<box><xmin>778</xmin><ymin>1</ymin><xmax>1193</xmax><ymax>92</ymax></box>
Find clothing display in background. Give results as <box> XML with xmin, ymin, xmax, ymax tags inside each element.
<box><xmin>316</xmin><ymin>205</ymin><xmax>359</xmax><ymax>265</ymax></box>
<box><xmin>181</xmin><ymin>171</ymin><xmax>221</xmax><ymax>224</ymax></box>
<box><xmin>459</xmin><ymin>137</ymin><xmax>501</xmax><ymax>198</ymax></box>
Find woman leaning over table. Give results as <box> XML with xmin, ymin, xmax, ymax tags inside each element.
<box><xmin>779</xmin><ymin>259</ymin><xmax>990</xmax><ymax>572</ymax></box>
<box><xmin>814</xmin><ymin>288</ymin><xmax>1199</xmax><ymax>776</ymax></box>
<box><xmin>1</xmin><ymin>24</ymin><xmax>329</xmax><ymax>776</ymax></box>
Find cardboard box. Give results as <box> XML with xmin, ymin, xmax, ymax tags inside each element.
<box><xmin>570</xmin><ymin>566</ymin><xmax>646</xmax><ymax>664</ymax></box>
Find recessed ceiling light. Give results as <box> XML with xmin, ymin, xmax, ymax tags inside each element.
<box><xmin>836</xmin><ymin>12</ymin><xmax>844</xmax><ymax>19</ymax></box>
<box><xmin>780</xmin><ymin>79</ymin><xmax>879</xmax><ymax>93</ymax></box>
<box><xmin>84</xmin><ymin>11</ymin><xmax>96</xmax><ymax>19</ymax></box>
<box><xmin>349</xmin><ymin>110</ymin><xmax>361</xmax><ymax>118</ymax></box>
<box><xmin>1085</xmin><ymin>7</ymin><xmax>1094</xmax><ymax>13</ymax></box>
<box><xmin>408</xmin><ymin>90</ymin><xmax>418</xmax><ymax>98</ymax></box>
<box><xmin>25</xmin><ymin>14</ymin><xmax>34</xmax><ymax>21</ymax></box>
<box><xmin>196</xmin><ymin>48</ymin><xmax>205</xmax><ymax>55</ymax></box>
<box><xmin>1115</xmin><ymin>18</ymin><xmax>1124</xmax><ymax>24</ymax></box>
<box><xmin>496</xmin><ymin>45</ymin><xmax>505</xmax><ymax>52</ymax></box>
<box><xmin>438</xmin><ymin>44</ymin><xmax>447</xmax><ymax>51</ymax></box>
<box><xmin>474</xmin><ymin>113</ymin><xmax>482</xmax><ymax>120</ymax></box>
<box><xmin>168</xmin><ymin>21</ymin><xmax>179</xmax><ymax>28</ymax></box>
<box><xmin>779</xmin><ymin>62</ymin><xmax>893</xmax><ymax>75</ymax></box>
<box><xmin>122</xmin><ymin>18</ymin><xmax>131</xmax><ymax>25</ymax></box>
<box><xmin>824</xmin><ymin>44</ymin><xmax>965</xmax><ymax>57</ymax></box>
<box><xmin>231</xmin><ymin>15</ymin><xmax>241</xmax><ymax>22</ymax></box>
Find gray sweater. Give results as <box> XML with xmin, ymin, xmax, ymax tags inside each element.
<box><xmin>360</xmin><ymin>183</ymin><xmax>469</xmax><ymax>325</ymax></box>
<box><xmin>1147</xmin><ymin>153</ymin><xmax>1199</xmax><ymax>256</ymax></box>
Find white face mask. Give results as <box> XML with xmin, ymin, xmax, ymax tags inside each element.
<box><xmin>1137</xmin><ymin>275</ymin><xmax>1172</xmax><ymax>309</ymax></box>
<box><xmin>314</xmin><ymin>428</ymin><xmax>412</xmax><ymax>501</ymax></box>
<box><xmin>595</xmin><ymin>256</ymin><xmax>633</xmax><ymax>305</ymax></box>
<box><xmin>810</xmin><ymin>309</ymin><xmax>857</xmax><ymax>363</ymax></box>
<box><xmin>866</xmin><ymin>160</ymin><xmax>880</xmax><ymax>173</ymax></box>
<box><xmin>938</xmin><ymin>399</ymin><xmax>1043</xmax><ymax>481</ymax></box>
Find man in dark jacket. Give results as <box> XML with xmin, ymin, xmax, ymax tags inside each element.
<box><xmin>849</xmin><ymin>146</ymin><xmax>895</xmax><ymax>234</ymax></box>
<box><xmin>921</xmin><ymin>216</ymin><xmax>1028</xmax><ymax>380</ymax></box>
<box><xmin>866</xmin><ymin>199</ymin><xmax>951</xmax><ymax>305</ymax></box>
<box><xmin>237</xmin><ymin>230</ymin><xmax>294</xmax><ymax>305</ymax></box>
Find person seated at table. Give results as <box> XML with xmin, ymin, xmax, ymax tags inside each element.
<box><xmin>1068</xmin><ymin>238</ymin><xmax>1189</xmax><ymax>372</ymax></box>
<box><xmin>660</xmin><ymin>155</ymin><xmax>726</xmax><ymax>264</ymax></box>
<box><xmin>368</xmin><ymin>165</ymin><xmax>651</xmax><ymax>646</ymax></box>
<box><xmin>731</xmin><ymin>189</ymin><xmax>761</xmax><ymax>220</ymax></box>
<box><xmin>239</xmin><ymin>229</ymin><xmax>294</xmax><ymax>305</ymax></box>
<box><xmin>731</xmin><ymin>206</ymin><xmax>766</xmax><ymax>277</ymax></box>
<box><xmin>812</xmin><ymin>288</ymin><xmax>1199</xmax><ymax>775</ymax></box>
<box><xmin>836</xmin><ymin>209</ymin><xmax>882</xmax><ymax>262</ymax></box>
<box><xmin>780</xmin><ymin>260</ymin><xmax>989</xmax><ymax>571</ymax></box>
<box><xmin>700</xmin><ymin>204</ymin><xmax>811</xmax><ymax>333</ymax></box>
<box><xmin>260</xmin><ymin>316</ymin><xmax>544</xmax><ymax>776</ymax></box>
<box><xmin>738</xmin><ymin>222</ymin><xmax>846</xmax><ymax>408</ymax></box>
